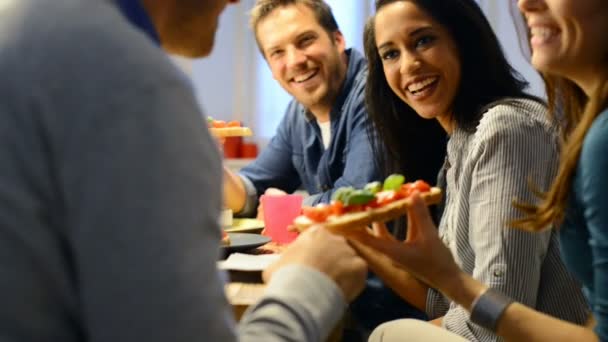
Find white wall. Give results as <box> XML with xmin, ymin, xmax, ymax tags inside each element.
<box><xmin>191</xmin><ymin>3</ymin><xmax>251</xmax><ymax>121</ymax></box>
<box><xmin>475</xmin><ymin>0</ymin><xmax>544</xmax><ymax>98</ymax></box>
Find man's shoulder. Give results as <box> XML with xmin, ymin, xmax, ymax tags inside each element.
<box><xmin>341</xmin><ymin>48</ymin><xmax>368</xmax><ymax>111</ymax></box>
<box><xmin>1</xmin><ymin>0</ymin><xmax>160</xmax><ymax>68</ymax></box>
<box><xmin>1</xmin><ymin>0</ymin><xmax>178</xmax><ymax>96</ymax></box>
<box><xmin>282</xmin><ymin>99</ymin><xmax>307</xmax><ymax>120</ymax></box>
<box><xmin>2</xmin><ymin>1</ymin><xmax>123</xmax><ymax>41</ymax></box>
<box><xmin>346</xmin><ymin>48</ymin><xmax>369</xmax><ymax>93</ymax></box>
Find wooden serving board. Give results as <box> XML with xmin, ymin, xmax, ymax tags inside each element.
<box><xmin>209</xmin><ymin>127</ymin><xmax>253</xmax><ymax>137</ymax></box>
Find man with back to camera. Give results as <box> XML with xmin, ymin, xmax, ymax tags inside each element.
<box><xmin>0</xmin><ymin>0</ymin><xmax>367</xmax><ymax>341</ymax></box>
<box><xmin>223</xmin><ymin>0</ymin><xmax>380</xmax><ymax>218</ymax></box>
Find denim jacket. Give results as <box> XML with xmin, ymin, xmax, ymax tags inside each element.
<box><xmin>238</xmin><ymin>49</ymin><xmax>379</xmax><ymax>216</ymax></box>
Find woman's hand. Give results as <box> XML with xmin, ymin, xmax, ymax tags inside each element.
<box><xmin>347</xmin><ymin>223</ymin><xmax>430</xmax><ymax>310</ymax></box>
<box><xmin>347</xmin><ymin>192</ymin><xmax>462</xmax><ymax>292</ymax></box>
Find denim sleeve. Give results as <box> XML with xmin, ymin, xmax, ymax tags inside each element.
<box><xmin>308</xmin><ymin>87</ymin><xmax>380</xmax><ymax>206</ymax></box>
<box><xmin>235</xmin><ymin>175</ymin><xmax>260</xmax><ymax>218</ymax></box>
<box><xmin>237</xmin><ymin>105</ymin><xmax>302</xmax><ymax>217</ymax></box>
<box><xmin>579</xmin><ymin>112</ymin><xmax>608</xmax><ymax>341</ymax></box>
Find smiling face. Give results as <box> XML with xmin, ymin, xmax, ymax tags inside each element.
<box><xmin>518</xmin><ymin>0</ymin><xmax>608</xmax><ymax>91</ymax></box>
<box><xmin>374</xmin><ymin>1</ymin><xmax>461</xmax><ymax>131</ymax></box>
<box><xmin>255</xmin><ymin>4</ymin><xmax>347</xmax><ymax>117</ymax></box>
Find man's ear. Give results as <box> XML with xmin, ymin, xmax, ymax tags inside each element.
<box><xmin>332</xmin><ymin>30</ymin><xmax>346</xmax><ymax>51</ymax></box>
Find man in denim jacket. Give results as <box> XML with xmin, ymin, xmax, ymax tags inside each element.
<box><xmin>223</xmin><ymin>0</ymin><xmax>379</xmax><ymax>216</ymax></box>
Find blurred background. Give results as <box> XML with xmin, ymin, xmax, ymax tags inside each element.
<box><xmin>173</xmin><ymin>0</ymin><xmax>542</xmax><ymax>149</ymax></box>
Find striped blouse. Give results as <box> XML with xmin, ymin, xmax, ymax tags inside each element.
<box><xmin>425</xmin><ymin>99</ymin><xmax>589</xmax><ymax>341</ymax></box>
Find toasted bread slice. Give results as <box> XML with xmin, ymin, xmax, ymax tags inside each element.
<box><xmin>293</xmin><ymin>187</ymin><xmax>442</xmax><ymax>233</ymax></box>
<box><xmin>209</xmin><ymin>127</ymin><xmax>253</xmax><ymax>137</ymax></box>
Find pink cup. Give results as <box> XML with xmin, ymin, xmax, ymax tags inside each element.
<box><xmin>261</xmin><ymin>194</ymin><xmax>302</xmax><ymax>244</ymax></box>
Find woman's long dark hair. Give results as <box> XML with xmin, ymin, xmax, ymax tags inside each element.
<box><xmin>364</xmin><ymin>0</ymin><xmax>539</xmax><ymax>183</ymax></box>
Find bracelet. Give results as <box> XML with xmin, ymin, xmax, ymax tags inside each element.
<box><xmin>469</xmin><ymin>288</ymin><xmax>514</xmax><ymax>332</ymax></box>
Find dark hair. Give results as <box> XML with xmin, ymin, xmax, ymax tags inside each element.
<box><xmin>364</xmin><ymin>0</ymin><xmax>539</xmax><ymax>182</ymax></box>
<box><xmin>250</xmin><ymin>0</ymin><xmax>339</xmax><ymax>54</ymax></box>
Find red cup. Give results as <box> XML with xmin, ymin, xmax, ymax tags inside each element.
<box><xmin>240</xmin><ymin>142</ymin><xmax>259</xmax><ymax>159</ymax></box>
<box><xmin>261</xmin><ymin>194</ymin><xmax>302</xmax><ymax>244</ymax></box>
<box><xmin>223</xmin><ymin>137</ymin><xmax>242</xmax><ymax>158</ymax></box>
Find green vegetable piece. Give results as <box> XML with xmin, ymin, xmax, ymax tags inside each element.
<box><xmin>344</xmin><ymin>189</ymin><xmax>376</xmax><ymax>206</ymax></box>
<box><xmin>383</xmin><ymin>174</ymin><xmax>405</xmax><ymax>191</ymax></box>
<box><xmin>364</xmin><ymin>181</ymin><xmax>382</xmax><ymax>194</ymax></box>
<box><xmin>207</xmin><ymin>116</ymin><xmax>214</xmax><ymax>123</ymax></box>
<box><xmin>332</xmin><ymin>186</ymin><xmax>355</xmax><ymax>202</ymax></box>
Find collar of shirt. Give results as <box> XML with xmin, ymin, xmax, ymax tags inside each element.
<box><xmin>115</xmin><ymin>0</ymin><xmax>160</xmax><ymax>46</ymax></box>
<box><xmin>303</xmin><ymin>48</ymin><xmax>367</xmax><ymax>122</ymax></box>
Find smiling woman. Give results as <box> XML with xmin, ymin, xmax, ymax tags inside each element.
<box><xmin>343</xmin><ymin>0</ymin><xmax>608</xmax><ymax>341</ymax></box>
<box><xmin>359</xmin><ymin>0</ymin><xmax>589</xmax><ymax>341</ymax></box>
<box><xmin>374</xmin><ymin>1</ymin><xmax>460</xmax><ymax>132</ymax></box>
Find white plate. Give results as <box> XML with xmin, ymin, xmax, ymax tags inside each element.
<box><xmin>218</xmin><ymin>253</ymin><xmax>280</xmax><ymax>271</ymax></box>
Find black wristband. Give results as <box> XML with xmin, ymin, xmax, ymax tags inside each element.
<box><xmin>470</xmin><ymin>288</ymin><xmax>514</xmax><ymax>332</ymax></box>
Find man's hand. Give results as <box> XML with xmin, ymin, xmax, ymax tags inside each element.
<box><xmin>263</xmin><ymin>226</ymin><xmax>368</xmax><ymax>302</ymax></box>
<box><xmin>256</xmin><ymin>188</ymin><xmax>287</xmax><ymax>220</ymax></box>
<box><xmin>223</xmin><ymin>166</ymin><xmax>247</xmax><ymax>213</ymax></box>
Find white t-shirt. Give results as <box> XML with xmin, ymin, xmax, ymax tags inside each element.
<box><xmin>318</xmin><ymin>121</ymin><xmax>331</xmax><ymax>149</ymax></box>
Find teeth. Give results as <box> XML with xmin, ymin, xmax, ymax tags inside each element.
<box><xmin>531</xmin><ymin>27</ymin><xmax>557</xmax><ymax>40</ymax></box>
<box><xmin>408</xmin><ymin>77</ymin><xmax>438</xmax><ymax>93</ymax></box>
<box><xmin>294</xmin><ymin>70</ymin><xmax>317</xmax><ymax>83</ymax></box>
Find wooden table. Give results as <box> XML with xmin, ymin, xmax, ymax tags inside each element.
<box><xmin>223</xmin><ymin>241</ymin><xmax>343</xmax><ymax>341</ymax></box>
<box><xmin>223</xmin><ymin>241</ymin><xmax>283</xmax><ymax>319</ymax></box>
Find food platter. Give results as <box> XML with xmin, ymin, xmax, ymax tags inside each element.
<box><xmin>209</xmin><ymin>127</ymin><xmax>253</xmax><ymax>137</ymax></box>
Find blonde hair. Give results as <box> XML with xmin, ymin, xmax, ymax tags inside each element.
<box><xmin>513</xmin><ymin>75</ymin><xmax>608</xmax><ymax>230</ymax></box>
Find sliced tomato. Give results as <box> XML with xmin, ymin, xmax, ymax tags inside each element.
<box><xmin>364</xmin><ymin>198</ymin><xmax>381</xmax><ymax>209</ymax></box>
<box><xmin>398</xmin><ymin>181</ymin><xmax>431</xmax><ymax>198</ymax></box>
<box><xmin>399</xmin><ymin>183</ymin><xmax>414</xmax><ymax>198</ymax></box>
<box><xmin>412</xmin><ymin>180</ymin><xmax>431</xmax><ymax>192</ymax></box>
<box><xmin>226</xmin><ymin>120</ymin><xmax>241</xmax><ymax>127</ymax></box>
<box><xmin>212</xmin><ymin>120</ymin><xmax>227</xmax><ymax>128</ymax></box>
<box><xmin>330</xmin><ymin>201</ymin><xmax>345</xmax><ymax>216</ymax></box>
<box><xmin>345</xmin><ymin>204</ymin><xmax>365</xmax><ymax>213</ymax></box>
<box><xmin>302</xmin><ymin>204</ymin><xmax>331</xmax><ymax>222</ymax></box>
<box><xmin>375</xmin><ymin>190</ymin><xmax>398</xmax><ymax>206</ymax></box>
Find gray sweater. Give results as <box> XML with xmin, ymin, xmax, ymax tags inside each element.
<box><xmin>0</xmin><ymin>1</ymin><xmax>344</xmax><ymax>341</ymax></box>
